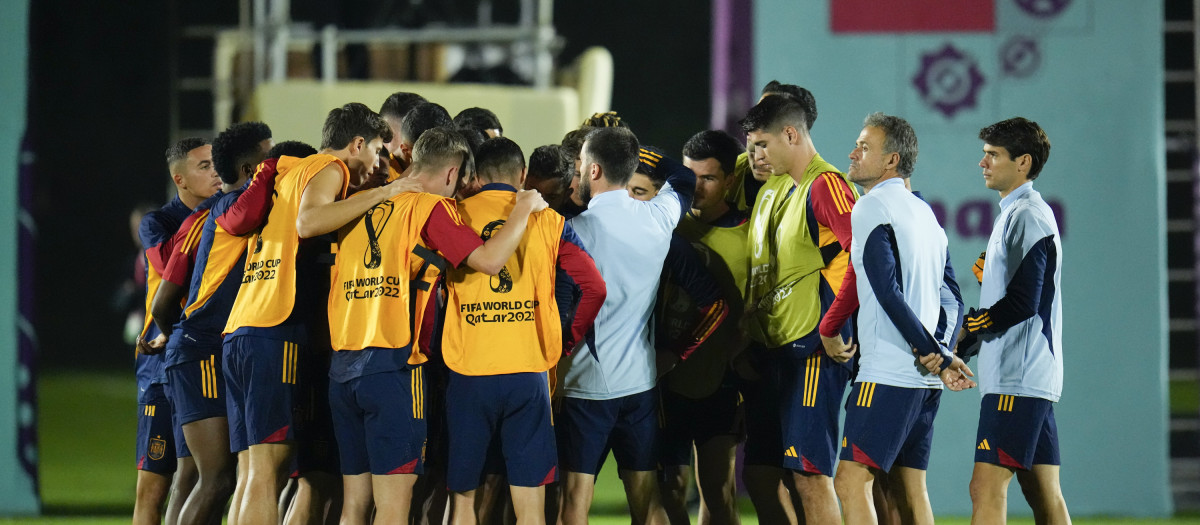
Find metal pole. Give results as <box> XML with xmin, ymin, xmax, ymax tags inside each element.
<box><xmin>533</xmin><ymin>0</ymin><xmax>552</xmax><ymax>88</ymax></box>
<box><xmin>322</xmin><ymin>24</ymin><xmax>337</xmax><ymax>84</ymax></box>
<box><xmin>253</xmin><ymin>0</ymin><xmax>266</xmax><ymax>87</ymax></box>
<box><xmin>269</xmin><ymin>0</ymin><xmax>290</xmax><ymax>82</ymax></box>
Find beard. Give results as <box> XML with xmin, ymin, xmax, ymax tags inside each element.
<box><xmin>578</xmin><ymin>176</ymin><xmax>594</xmax><ymax>206</ymax></box>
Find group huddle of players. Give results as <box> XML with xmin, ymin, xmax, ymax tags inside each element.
<box><xmin>130</xmin><ymin>80</ymin><xmax>1069</xmax><ymax>525</ymax></box>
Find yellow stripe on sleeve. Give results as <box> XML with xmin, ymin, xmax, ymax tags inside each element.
<box><xmin>824</xmin><ymin>174</ymin><xmax>852</xmax><ymax>215</ymax></box>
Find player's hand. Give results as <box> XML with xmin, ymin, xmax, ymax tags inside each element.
<box><xmin>137</xmin><ymin>334</ymin><xmax>167</xmax><ymax>355</ymax></box>
<box><xmin>656</xmin><ymin>350</ymin><xmax>680</xmax><ymax>378</ymax></box>
<box><xmin>939</xmin><ymin>356</ymin><xmax>976</xmax><ymax>391</ymax></box>
<box><xmin>915</xmin><ymin>349</ymin><xmax>945</xmax><ymax>374</ymax></box>
<box><xmin>952</xmin><ymin>326</ymin><xmax>967</xmax><ymax>354</ymax></box>
<box><xmin>738</xmin><ymin>304</ymin><xmax>758</xmax><ymax>334</ymax></box>
<box><xmin>731</xmin><ymin>349</ymin><xmax>760</xmax><ymax>381</ymax></box>
<box><xmin>822</xmin><ymin>334</ymin><xmax>857</xmax><ymax>363</ymax></box>
<box><xmin>515</xmin><ymin>189</ymin><xmax>549</xmax><ymax>212</ymax></box>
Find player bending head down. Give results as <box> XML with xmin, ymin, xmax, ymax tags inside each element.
<box><xmin>409</xmin><ymin>126</ymin><xmax>474</xmax><ymax>198</ymax></box>
<box><xmin>524</xmin><ymin>144</ymin><xmax>575</xmax><ymax>212</ymax></box>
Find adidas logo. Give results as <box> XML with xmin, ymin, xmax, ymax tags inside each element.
<box><xmin>784</xmin><ymin>446</ymin><xmax>798</xmax><ymax>458</ymax></box>
<box><xmin>977</xmin><ymin>439</ymin><xmax>991</xmax><ymax>451</ymax></box>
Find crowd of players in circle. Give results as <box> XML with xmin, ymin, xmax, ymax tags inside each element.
<box><xmin>130</xmin><ymin>80</ymin><xmax>1069</xmax><ymax>525</ymax></box>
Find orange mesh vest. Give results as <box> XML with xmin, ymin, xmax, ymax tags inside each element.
<box><xmin>224</xmin><ymin>154</ymin><xmax>349</xmax><ymax>334</ymax></box>
<box><xmin>441</xmin><ymin>189</ymin><xmax>564</xmax><ymax>376</ymax></box>
<box><xmin>328</xmin><ymin>192</ymin><xmax>456</xmax><ymax>365</ymax></box>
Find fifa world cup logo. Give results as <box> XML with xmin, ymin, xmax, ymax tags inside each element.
<box><xmin>480</xmin><ymin>220</ymin><xmax>513</xmax><ymax>293</ymax></box>
<box><xmin>362</xmin><ymin>202</ymin><xmax>395</xmax><ymax>270</ymax></box>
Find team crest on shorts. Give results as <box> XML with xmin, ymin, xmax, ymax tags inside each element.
<box><xmin>148</xmin><ymin>436</ymin><xmax>167</xmax><ymax>461</ymax></box>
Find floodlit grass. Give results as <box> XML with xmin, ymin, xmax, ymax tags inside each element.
<box><xmin>1172</xmin><ymin>377</ymin><xmax>1200</xmax><ymax>416</ymax></box>
<box><xmin>8</xmin><ymin>370</ymin><xmax>1200</xmax><ymax>524</ymax></box>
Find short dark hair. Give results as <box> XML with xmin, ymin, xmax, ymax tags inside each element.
<box><xmin>379</xmin><ymin>92</ymin><xmax>427</xmax><ymax>120</ymax></box>
<box><xmin>581</xmin><ymin>111</ymin><xmax>628</xmax><ymax>129</ymax></box>
<box><xmin>978</xmin><ymin>117</ymin><xmax>1052</xmax><ymax>180</ymax></box>
<box><xmin>320</xmin><ymin>103</ymin><xmax>392</xmax><ymax>150</ymax></box>
<box><xmin>682</xmin><ymin>130</ymin><xmax>743</xmax><ymax>176</ymax></box>
<box><xmin>267</xmin><ymin>140</ymin><xmax>317</xmax><ymax>160</ymax></box>
<box><xmin>401</xmin><ymin>102</ymin><xmax>453</xmax><ymax>145</ymax></box>
<box><xmin>453</xmin><ymin>107</ymin><xmax>503</xmax><ymax>135</ymax></box>
<box><xmin>583</xmin><ymin>127</ymin><xmax>640</xmax><ymax>187</ymax></box>
<box><xmin>561</xmin><ymin>126</ymin><xmax>595</xmax><ymax>165</ymax></box>
<box><xmin>739</xmin><ymin>95</ymin><xmax>808</xmax><ymax>136</ymax></box>
<box><xmin>166</xmin><ymin>137</ymin><xmax>210</xmax><ymax>172</ymax></box>
<box><xmin>863</xmin><ymin>113</ymin><xmax>918</xmax><ymax>178</ymax></box>
<box><xmin>412</xmin><ymin>126</ymin><xmax>473</xmax><ymax>176</ymax></box>
<box><xmin>475</xmin><ymin>137</ymin><xmax>525</xmax><ymax>184</ymax></box>
<box><xmin>527</xmin><ymin>144</ymin><xmax>572</xmax><ymax>187</ymax></box>
<box><xmin>212</xmin><ymin>122</ymin><xmax>272</xmax><ymax>184</ymax></box>
<box><xmin>457</xmin><ymin>126</ymin><xmax>487</xmax><ymax>156</ymax></box>
<box><xmin>760</xmin><ymin>80</ymin><xmax>817</xmax><ymax>129</ymax></box>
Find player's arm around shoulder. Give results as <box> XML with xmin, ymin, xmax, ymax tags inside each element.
<box><xmin>296</xmin><ymin>164</ymin><xmax>414</xmax><ymax>238</ymax></box>
<box><xmin>464</xmin><ymin>189</ymin><xmax>548</xmax><ymax>275</ymax></box>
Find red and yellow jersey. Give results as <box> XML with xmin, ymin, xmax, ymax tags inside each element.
<box><xmin>328</xmin><ymin>192</ymin><xmax>459</xmax><ymax>360</ymax></box>
<box><xmin>442</xmin><ymin>187</ymin><xmax>565</xmax><ymax>376</ymax></box>
<box><xmin>224</xmin><ymin>154</ymin><xmax>349</xmax><ymax>334</ymax></box>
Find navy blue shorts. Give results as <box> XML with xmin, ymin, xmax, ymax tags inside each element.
<box><xmin>840</xmin><ymin>382</ymin><xmax>941</xmax><ymax>472</ymax></box>
<box><xmin>660</xmin><ymin>375</ymin><xmax>742</xmax><ymax>467</ymax></box>
<box><xmin>738</xmin><ymin>346</ymin><xmax>782</xmax><ymax>467</ymax></box>
<box><xmin>160</xmin><ymin>382</ymin><xmax>192</xmax><ymax>459</ymax></box>
<box><xmin>166</xmin><ymin>353</ymin><xmax>226</xmax><ymax>426</ymax></box>
<box><xmin>136</xmin><ymin>384</ymin><xmax>178</xmax><ymax>474</ymax></box>
<box><xmin>559</xmin><ymin>389</ymin><xmax>660</xmax><ymax>475</ymax></box>
<box><xmin>422</xmin><ymin>359</ymin><xmax>450</xmax><ymax>475</ymax></box>
<box><xmin>446</xmin><ymin>371</ymin><xmax>557</xmax><ymax>491</ymax></box>
<box><xmin>223</xmin><ymin>342</ymin><xmax>248</xmax><ymax>454</ymax></box>
<box><xmin>223</xmin><ymin>335</ymin><xmax>300</xmax><ymax>449</ymax></box>
<box><xmin>329</xmin><ymin>366</ymin><xmax>427</xmax><ymax>476</ymax></box>
<box><xmin>770</xmin><ymin>334</ymin><xmax>850</xmax><ymax>476</ymax></box>
<box><xmin>295</xmin><ymin>349</ymin><xmax>338</xmax><ymax>474</ymax></box>
<box><xmin>975</xmin><ymin>394</ymin><xmax>1060</xmax><ymax>470</ymax></box>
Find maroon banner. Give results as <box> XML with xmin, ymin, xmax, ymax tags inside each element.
<box><xmin>830</xmin><ymin>0</ymin><xmax>995</xmax><ymax>33</ymax></box>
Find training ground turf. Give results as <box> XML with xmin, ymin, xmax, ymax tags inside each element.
<box><xmin>2</xmin><ymin>371</ymin><xmax>1197</xmax><ymax>524</ymax></box>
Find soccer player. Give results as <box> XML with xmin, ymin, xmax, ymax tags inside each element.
<box><xmin>654</xmin><ymin>129</ymin><xmax>751</xmax><ymax>525</ymax></box>
<box><xmin>523</xmin><ymin>144</ymin><xmax>575</xmax><ymax>212</ymax></box>
<box><xmin>148</xmin><ymin>122</ymin><xmax>273</xmax><ymax>525</ymax></box>
<box><xmin>380</xmin><ymin>91</ymin><xmax>428</xmax><ymax>174</ymax></box>
<box><xmin>726</xmin><ymin>81</ymin><xmax>818</xmax><ymax>213</ymax></box>
<box><xmin>557</xmin><ymin>127</ymin><xmax>695</xmax><ymax>525</ymax></box>
<box><xmin>739</xmin><ymin>93</ymin><xmax>857</xmax><ymax>525</ymax></box>
<box><xmin>581</xmin><ymin>111</ymin><xmax>628</xmax><ymax>129</ymax></box>
<box><xmin>393</xmin><ymin>101</ymin><xmax>454</xmax><ymax>170</ymax></box>
<box><xmin>441</xmin><ymin>137</ymin><xmax>605</xmax><ymax>525</ymax></box>
<box><xmin>556</xmin><ymin>128</ymin><xmax>594</xmax><ymax>219</ymax></box>
<box><xmin>221</xmin><ymin>103</ymin><xmax>419</xmax><ymax>525</ymax></box>
<box><xmin>935</xmin><ymin>117</ymin><xmax>1068</xmax><ymax>525</ymax></box>
<box><xmin>827</xmin><ymin>113</ymin><xmax>974</xmax><ymax>525</ymax></box>
<box><xmin>453</xmin><ymin>107</ymin><xmax>504</xmax><ymax>138</ymax></box>
<box><xmin>132</xmin><ymin>137</ymin><xmax>218</xmax><ymax>525</ymax></box>
<box><xmin>326</xmin><ymin>128</ymin><xmax>548</xmax><ymax>525</ymax></box>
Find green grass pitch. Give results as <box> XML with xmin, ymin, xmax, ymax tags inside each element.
<box><xmin>3</xmin><ymin>371</ymin><xmax>1196</xmax><ymax>524</ymax></box>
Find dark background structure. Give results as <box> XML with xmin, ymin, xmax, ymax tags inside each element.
<box><xmin>29</xmin><ymin>0</ymin><xmax>710</xmax><ymax>371</ymax></box>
